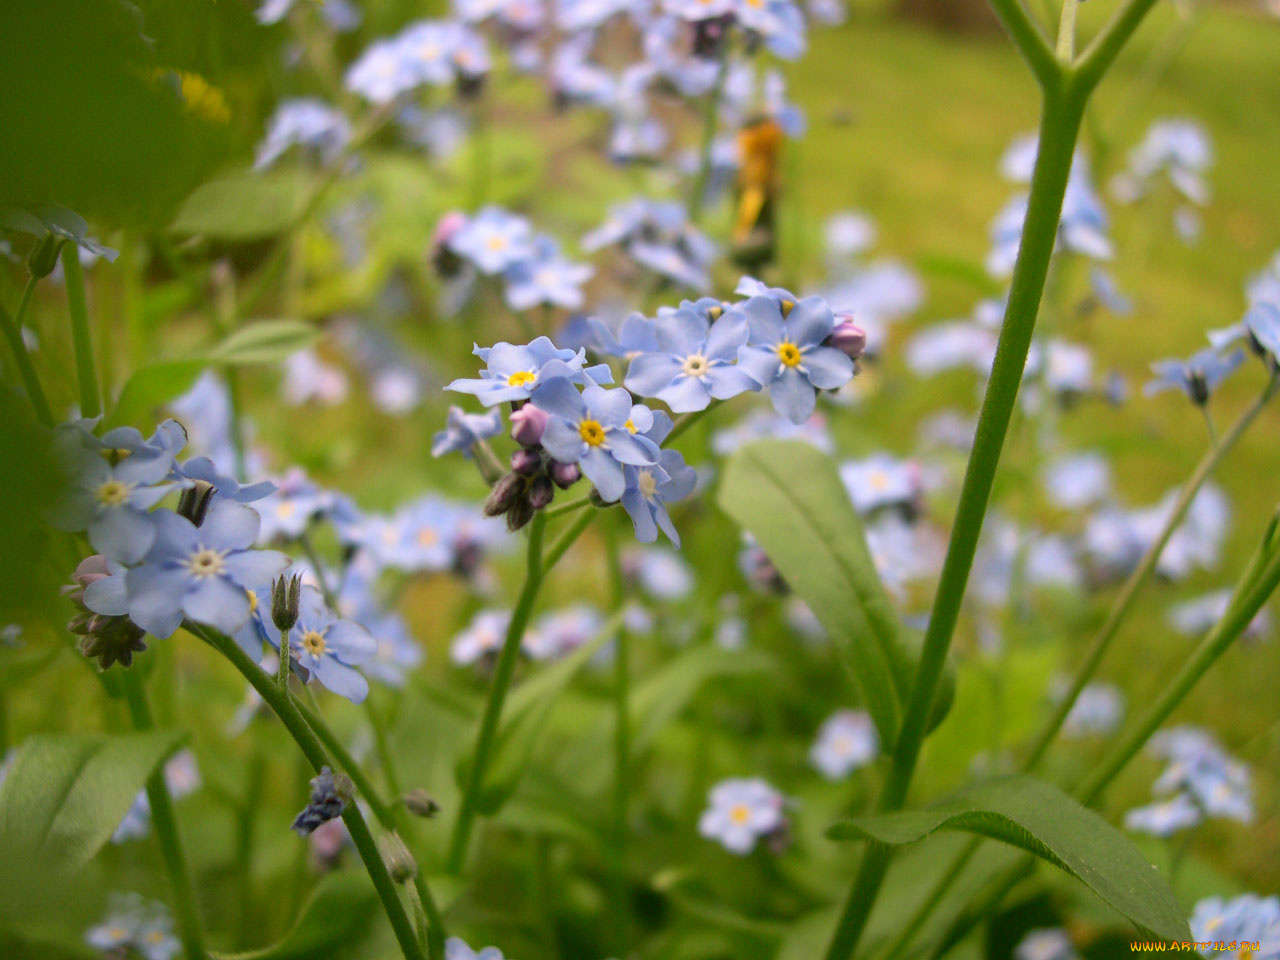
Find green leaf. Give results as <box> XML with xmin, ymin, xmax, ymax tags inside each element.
<box><xmin>205</xmin><ymin>320</ymin><xmax>320</xmax><ymax>365</ymax></box>
<box><xmin>826</xmin><ymin>774</ymin><xmax>1190</xmax><ymax>942</ymax></box>
<box><xmin>0</xmin><ymin>730</ymin><xmax>185</xmax><ymax>876</ymax></box>
<box><xmin>459</xmin><ymin>614</ymin><xmax>621</xmax><ymax>816</ymax></box>
<box><xmin>170</xmin><ymin>171</ymin><xmax>308</xmax><ymax>240</ymax></box>
<box><xmin>717</xmin><ymin>439</ymin><xmax>953</xmax><ymax>745</ymax></box>
<box><xmin>105</xmin><ymin>359</ymin><xmax>205</xmax><ymax>429</ymax></box>
<box><xmin>217</xmin><ymin>872</ymin><xmax>379</xmax><ymax>960</ymax></box>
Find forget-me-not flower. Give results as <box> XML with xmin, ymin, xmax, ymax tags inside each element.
<box><xmin>621</xmin><ymin>410</ymin><xmax>697</xmax><ymax>546</ymax></box>
<box><xmin>433</xmin><ymin>405</ymin><xmax>504</xmax><ymax>458</ymax></box>
<box><xmin>263</xmin><ymin>583</ymin><xmax>376</xmax><ymax>702</ymax></box>
<box><xmin>623</xmin><ymin>301</ymin><xmax>758</xmax><ymax>412</ymax></box>
<box><xmin>698</xmin><ymin>777</ymin><xmax>787</xmax><ymax>855</ymax></box>
<box><xmin>1145</xmin><ymin>347</ymin><xmax>1245</xmax><ymax>404</ymax></box>
<box><xmin>809</xmin><ymin>710</ymin><xmax>878</xmax><ymax>780</ymax></box>
<box><xmin>734</xmin><ymin>291</ymin><xmax>854</xmax><ymax>423</ymax></box>
<box><xmin>447</xmin><ymin>336</ymin><xmax>612</xmax><ymax>406</ymax></box>
<box><xmin>502</xmin><ymin>236</ymin><xmax>594</xmax><ymax>311</ymax></box>
<box><xmin>447</xmin><ymin>206</ymin><xmax>536</xmax><ymax>274</ymax></box>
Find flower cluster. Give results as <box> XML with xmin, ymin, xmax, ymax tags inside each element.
<box><xmin>85</xmin><ymin>894</ymin><xmax>180</xmax><ymax>960</ymax></box>
<box><xmin>1189</xmin><ymin>894</ymin><xmax>1280</xmax><ymax>958</ymax></box>
<box><xmin>1125</xmin><ymin>726</ymin><xmax>1253</xmax><ymax>836</ymax></box>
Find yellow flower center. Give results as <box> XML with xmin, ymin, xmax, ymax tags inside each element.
<box><xmin>146</xmin><ymin>931</ymin><xmax>167</xmax><ymax>944</ymax></box>
<box><xmin>417</xmin><ymin>528</ymin><xmax>438</xmax><ymax>546</ymax></box>
<box><xmin>870</xmin><ymin>470</ymin><xmax>890</xmax><ymax>491</ymax></box>
<box><xmin>707</xmin><ymin>304</ymin><xmax>724</xmax><ymax>319</ymax></box>
<box><xmin>624</xmin><ymin>419</ymin><xmax>637</xmax><ymax>433</ymax></box>
<box><xmin>301</xmin><ymin>629</ymin><xmax>327</xmax><ymax>656</ymax></box>
<box><xmin>99</xmin><ymin>447</ymin><xmax>133</xmax><ymax>465</ymax></box>
<box><xmin>246</xmin><ymin>589</ymin><xmax>258</xmax><ymax>614</ymax></box>
<box><xmin>776</xmin><ymin>342</ymin><xmax>802</xmax><ymax>367</ymax></box>
<box><xmin>277</xmin><ymin>501</ymin><xmax>296</xmax><ymax>518</ymax></box>
<box><xmin>682</xmin><ymin>353</ymin><xmax>709</xmax><ymax>378</ymax></box>
<box><xmin>579</xmin><ymin>419</ymin><xmax>606</xmax><ymax>446</ymax></box>
<box><xmin>95</xmin><ymin>480</ymin><xmax>132</xmax><ymax>507</ymax></box>
<box><xmin>507</xmin><ymin>370</ymin><xmax>536</xmax><ymax>388</ymax></box>
<box><xmin>780</xmin><ymin>299</ymin><xmax>795</xmax><ymax>316</ymax></box>
<box><xmin>637</xmin><ymin>470</ymin><xmax>658</xmax><ymax>499</ymax></box>
<box><xmin>186</xmin><ymin>548</ymin><xmax>226</xmax><ymax>578</ymax></box>
<box><xmin>486</xmin><ymin>235</ymin><xmax>507</xmax><ymax>251</ymax></box>
<box><xmin>729</xmin><ymin>804</ymin><xmax>751</xmax><ymax>824</ymax></box>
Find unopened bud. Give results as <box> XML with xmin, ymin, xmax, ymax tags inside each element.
<box><xmin>510</xmin><ymin>404</ymin><xmax>548</xmax><ymax>446</ymax></box>
<box><xmin>271</xmin><ymin>573</ymin><xmax>303</xmax><ymax>634</ymax></box>
<box><xmin>510</xmin><ymin>447</ymin><xmax>543</xmax><ymax>477</ymax></box>
<box><xmin>506</xmin><ymin>495</ymin><xmax>536</xmax><ymax>531</ymax></box>
<box><xmin>403</xmin><ymin>789</ymin><xmax>441</xmax><ymax>819</ymax></box>
<box><xmin>176</xmin><ymin>480</ymin><xmax>215</xmax><ymax>527</ymax></box>
<box><xmin>827</xmin><ymin>316</ymin><xmax>867</xmax><ymax>360</ymax></box>
<box><xmin>484</xmin><ymin>473</ymin><xmax>526</xmax><ymax>517</ymax></box>
<box><xmin>291</xmin><ymin>766</ymin><xmax>354</xmax><ymax>836</ymax></box>
<box><xmin>380</xmin><ymin>832</ymin><xmax>418</xmax><ymax>884</ymax></box>
<box><xmin>548</xmin><ymin>460</ymin><xmax>581</xmax><ymax>489</ymax></box>
<box><xmin>528</xmin><ymin>473</ymin><xmax>554</xmax><ymax>510</ymax></box>
<box><xmin>28</xmin><ymin>234</ymin><xmax>65</xmax><ymax>279</ymax></box>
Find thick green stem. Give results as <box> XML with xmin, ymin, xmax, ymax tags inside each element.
<box><xmin>822</xmin><ymin>86</ymin><xmax>1086</xmax><ymax>960</ymax></box>
<box><xmin>192</xmin><ymin>625</ymin><xmax>426</xmax><ymax>960</ymax></box>
<box><xmin>447</xmin><ymin>511</ymin><xmax>547</xmax><ymax>873</ymax></box>
<box><xmin>119</xmin><ymin>669</ymin><xmax>208</xmax><ymax>960</ymax></box>
<box><xmin>62</xmin><ymin>245</ymin><xmax>101</xmax><ymax>419</ymax></box>
<box><xmin>0</xmin><ymin>301</ymin><xmax>54</xmax><ymax>426</ymax></box>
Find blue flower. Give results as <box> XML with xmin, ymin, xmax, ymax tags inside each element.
<box><xmin>345</xmin><ymin>37</ymin><xmax>420</xmax><ymax>105</ymax></box>
<box><xmin>254</xmin><ymin>99</ymin><xmax>351</xmax><ymax>171</ymax></box>
<box><xmin>735</xmin><ymin>0</ymin><xmax>807</xmax><ymax>60</ymax></box>
<box><xmin>1144</xmin><ymin>347</ymin><xmax>1244</xmax><ymax>404</ymax></box>
<box><xmin>502</xmin><ymin>236</ymin><xmax>594</xmax><ymax>311</ymax></box>
<box><xmin>621</xmin><ymin>410</ymin><xmax>697</xmax><ymax>546</ymax></box>
<box><xmin>810</xmin><ymin>710</ymin><xmax>878</xmax><ymax>780</ymax></box>
<box><xmin>432</xmin><ymin>405</ymin><xmax>504</xmax><ymax>458</ymax></box>
<box><xmin>399</xmin><ymin>20</ymin><xmax>463</xmax><ymax>87</ymax></box>
<box><xmin>531</xmin><ymin>380</ymin><xmax>659</xmax><ymax>502</ymax></box>
<box><xmin>51</xmin><ymin>421</ymin><xmax>187</xmax><ymax>564</ymax></box>
<box><xmin>624</xmin><ymin>303</ymin><xmax>758</xmax><ymax>412</ymax></box>
<box><xmin>263</xmin><ymin>584</ymin><xmax>377</xmax><ymax>702</ymax></box>
<box><xmin>175</xmin><ymin>457</ymin><xmax>276</xmax><ymax>503</ymax></box>
<box><xmin>734</xmin><ymin>294</ymin><xmax>854</xmax><ymax>423</ymax></box>
<box><xmin>447</xmin><ymin>206</ymin><xmax>535</xmax><ymax>274</ymax></box>
<box><xmin>255</xmin><ymin>469</ymin><xmax>338</xmax><ymax>543</ymax></box>
<box><xmin>124</xmin><ymin>500</ymin><xmax>289</xmax><ymax>639</ymax></box>
<box><xmin>1189</xmin><ymin>894</ymin><xmax>1280</xmax><ymax>959</ymax></box>
<box><xmin>1124</xmin><ymin>793</ymin><xmax>1202</xmax><ymax>837</ymax></box>
<box><xmin>587</xmin><ymin>311</ymin><xmax>660</xmax><ymax>360</ymax></box>
<box><xmin>445</xmin><ymin>938</ymin><xmax>509</xmax><ymax>960</ymax></box>
<box><xmin>1012</xmin><ymin>928</ymin><xmax>1077</xmax><ymax>960</ymax></box>
<box><xmin>447</xmin><ymin>336</ymin><xmax>612</xmax><ymax>406</ymax></box>
<box><xmin>85</xmin><ymin>894</ymin><xmax>181</xmax><ymax>960</ymax></box>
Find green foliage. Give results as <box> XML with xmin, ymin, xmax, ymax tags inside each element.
<box><xmin>217</xmin><ymin>871</ymin><xmax>381</xmax><ymax>960</ymax></box>
<box><xmin>0</xmin><ymin>730</ymin><xmax>185</xmax><ymax>880</ymax></box>
<box><xmin>827</xmin><ymin>774</ymin><xmax>1190</xmax><ymax>943</ymax></box>
<box><xmin>718</xmin><ymin>439</ymin><xmax>954</xmax><ymax>746</ymax></box>
<box><xmin>170</xmin><ymin>171</ymin><xmax>310</xmax><ymax>241</ymax></box>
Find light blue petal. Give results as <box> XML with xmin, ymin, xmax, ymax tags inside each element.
<box><xmin>736</xmin><ymin>345</ymin><xmax>781</xmax><ymax>386</ymax></box>
<box><xmin>183</xmin><ymin>576</ymin><xmax>251</xmax><ymax>634</ymax></box>
<box><xmin>530</xmin><ymin>377</ymin><xmax>587</xmax><ymax>421</ymax></box>
<box><xmin>622</xmin><ymin>486</ymin><xmax>659</xmax><ymax>543</ymax></box>
<box><xmin>223</xmin><ymin>549</ymin><xmax>290</xmax><ymax>587</ymax></box>
<box><xmin>202</xmin><ymin>500</ymin><xmax>261</xmax><ymax>552</ymax></box>
<box><xmin>584</xmin><ymin>385</ymin><xmax>633</xmax><ymax>427</ymax></box>
<box><xmin>657</xmin><ymin>376</ymin><xmax>711</xmax><ymax>413</ymax></box>
<box><xmin>126</xmin><ymin>564</ymin><xmax>188</xmax><ymax>639</ymax></box>
<box><xmin>704</xmin><ymin>312</ymin><xmax>749</xmax><ymax>362</ymax></box>
<box><xmin>581</xmin><ymin>447</ymin><xmax>625</xmax><ymax>502</ymax></box>
<box><xmin>739</xmin><ymin>297</ymin><xmax>784</xmax><ymax>345</ymax></box>
<box><xmin>624</xmin><ymin>353</ymin><xmax>682</xmax><ymax>397</ymax></box>
<box><xmin>802</xmin><ymin>346</ymin><xmax>855</xmax><ymax>389</ymax></box>
<box><xmin>607</xmin><ymin>430</ymin><xmax>658</xmax><ymax>466</ymax></box>
<box><xmin>785</xmin><ymin>296</ymin><xmax>834</xmax><ymax>347</ymax></box>
<box><xmin>704</xmin><ymin>365</ymin><xmax>761</xmax><ymax>401</ymax></box>
<box><xmin>770</xmin><ymin>366</ymin><xmax>817</xmax><ymax>424</ymax></box>
<box><xmin>312</xmin><ymin>657</ymin><xmax>369</xmax><ymax>703</ymax></box>
<box><xmin>541</xmin><ymin>417</ymin><xmax>585</xmax><ymax>463</ymax></box>
<box><xmin>325</xmin><ymin>620</ymin><xmax>378</xmax><ymax>665</ymax></box>
<box><xmin>89</xmin><ymin>507</ymin><xmax>156</xmax><ymax>565</ymax></box>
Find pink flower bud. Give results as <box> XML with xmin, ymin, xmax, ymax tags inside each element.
<box><xmin>510</xmin><ymin>404</ymin><xmax>549</xmax><ymax>446</ymax></box>
<box><xmin>828</xmin><ymin>315</ymin><xmax>867</xmax><ymax>360</ymax></box>
<box><xmin>548</xmin><ymin>460</ymin><xmax>581</xmax><ymax>489</ymax></box>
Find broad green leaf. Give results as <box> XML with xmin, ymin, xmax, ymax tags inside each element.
<box><xmin>826</xmin><ymin>775</ymin><xmax>1189</xmax><ymax>943</ymax></box>
<box><xmin>105</xmin><ymin>359</ymin><xmax>205</xmax><ymax>429</ymax></box>
<box><xmin>0</xmin><ymin>730</ymin><xmax>185</xmax><ymax>876</ymax></box>
<box><xmin>458</xmin><ymin>615</ymin><xmax>621</xmax><ymax>816</ymax></box>
<box><xmin>205</xmin><ymin>320</ymin><xmax>320</xmax><ymax>365</ymax></box>
<box><xmin>170</xmin><ymin>171</ymin><xmax>308</xmax><ymax>240</ymax></box>
<box><xmin>717</xmin><ymin>440</ymin><xmax>953</xmax><ymax>745</ymax></box>
<box><xmin>217</xmin><ymin>871</ymin><xmax>379</xmax><ymax>960</ymax></box>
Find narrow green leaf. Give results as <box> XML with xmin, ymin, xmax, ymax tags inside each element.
<box><xmin>215</xmin><ymin>871</ymin><xmax>379</xmax><ymax>960</ymax></box>
<box><xmin>205</xmin><ymin>320</ymin><xmax>320</xmax><ymax>365</ymax></box>
<box><xmin>105</xmin><ymin>359</ymin><xmax>205</xmax><ymax>429</ymax></box>
<box><xmin>170</xmin><ymin>171</ymin><xmax>308</xmax><ymax>240</ymax></box>
<box><xmin>0</xmin><ymin>730</ymin><xmax>185</xmax><ymax>875</ymax></box>
<box><xmin>717</xmin><ymin>439</ymin><xmax>952</xmax><ymax>745</ymax></box>
<box><xmin>826</xmin><ymin>774</ymin><xmax>1189</xmax><ymax>943</ymax></box>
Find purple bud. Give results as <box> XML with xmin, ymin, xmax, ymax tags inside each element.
<box><xmin>510</xmin><ymin>404</ymin><xmax>549</xmax><ymax>446</ymax></box>
<box><xmin>827</xmin><ymin>316</ymin><xmax>867</xmax><ymax>360</ymax></box>
<box><xmin>548</xmin><ymin>460</ymin><xmax>581</xmax><ymax>489</ymax></box>
<box><xmin>528</xmin><ymin>474</ymin><xmax>554</xmax><ymax>510</ymax></box>
<box><xmin>511</xmin><ymin>447</ymin><xmax>542</xmax><ymax>477</ymax></box>
<box><xmin>484</xmin><ymin>473</ymin><xmax>525</xmax><ymax>517</ymax></box>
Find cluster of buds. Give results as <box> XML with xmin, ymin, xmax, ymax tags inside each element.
<box><xmin>484</xmin><ymin>402</ymin><xmax>582</xmax><ymax>531</ymax></box>
<box><xmin>65</xmin><ymin>556</ymin><xmax>147</xmax><ymax>670</ymax></box>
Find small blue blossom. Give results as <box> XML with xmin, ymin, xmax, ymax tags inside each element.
<box><xmin>502</xmin><ymin>236</ymin><xmax>594</xmax><ymax>311</ymax></box>
<box><xmin>1124</xmin><ymin>793</ymin><xmax>1203</xmax><ymax>837</ymax></box>
<box><xmin>906</xmin><ymin>321</ymin><xmax>996</xmax><ymax>376</ymax></box>
<box><xmin>255</xmin><ymin>469</ymin><xmax>338</xmax><ymax>543</ymax></box>
<box><xmin>1145</xmin><ymin>347</ymin><xmax>1245</xmax><ymax>404</ymax></box>
<box><xmin>445</xmin><ymin>938</ymin><xmax>510</xmax><ymax>960</ymax></box>
<box><xmin>839</xmin><ymin>454</ymin><xmax>920</xmax><ymax>514</ymax></box>
<box><xmin>345</xmin><ymin>37</ymin><xmax>420</xmax><ymax>104</ymax></box>
<box><xmin>624</xmin><ymin>302</ymin><xmax>757</xmax><ymax>412</ymax></box>
<box><xmin>625</xmin><ymin>545</ymin><xmax>695</xmax><ymax>600</ymax></box>
<box><xmin>1042</xmin><ymin>452</ymin><xmax>1112</xmax><ymax>510</ymax></box>
<box><xmin>263</xmin><ymin>583</ymin><xmax>376</xmax><ymax>702</ymax></box>
<box><xmin>51</xmin><ymin>420</ymin><xmax>187</xmax><ymax>564</ymax></box>
<box><xmin>587</xmin><ymin>311</ymin><xmax>660</xmax><ymax>360</ymax></box>
<box><xmin>698</xmin><ymin>777</ymin><xmax>787</xmax><ymax>855</ymax></box>
<box><xmin>1057</xmin><ymin>682</ymin><xmax>1124</xmax><ymax>738</ymax></box>
<box><xmin>447</xmin><ymin>207</ymin><xmax>536</xmax><ymax>274</ymax></box>
<box><xmin>433</xmin><ymin>405</ymin><xmax>504</xmax><ymax>458</ymax></box>
<box><xmin>735</xmin><ymin>0</ymin><xmax>807</xmax><ymax>60</ymax></box>
<box><xmin>254</xmin><ymin>99</ymin><xmax>351</xmax><ymax>171</ymax></box>
<box><xmin>124</xmin><ymin>500</ymin><xmax>289</xmax><ymax>639</ymax></box>
<box><xmin>1190</xmin><ymin>894</ymin><xmax>1280</xmax><ymax>958</ymax></box>
<box><xmin>525</xmin><ymin>604</ymin><xmax>605</xmax><ymax>660</ymax></box>
<box><xmin>809</xmin><ymin>710</ymin><xmax>877</xmax><ymax>780</ymax></box>
<box><xmin>988</xmin><ymin>167</ymin><xmax>1112</xmax><ymax>277</ymax></box>
<box><xmin>86</xmin><ymin>894</ymin><xmax>180</xmax><ymax>960</ymax></box>
<box><xmin>621</xmin><ymin>410</ymin><xmax>697</xmax><ymax>546</ymax></box>
<box><xmin>446</xmin><ymin>336</ymin><xmax>612</xmax><ymax>406</ymax></box>
<box><xmin>735</xmin><ymin>292</ymin><xmax>853</xmax><ymax>423</ymax></box>
<box><xmin>175</xmin><ymin>457</ymin><xmax>276</xmax><ymax>504</ymax></box>
<box><xmin>531</xmin><ymin>380</ymin><xmax>660</xmax><ymax>502</ymax></box>
<box><xmin>1126</xmin><ymin>119</ymin><xmax>1213</xmax><ymax>206</ymax></box>
<box><xmin>451</xmin><ymin>609</ymin><xmax>517</xmax><ymax>666</ymax></box>
<box><xmin>1013</xmin><ymin>928</ymin><xmax>1078</xmax><ymax>960</ymax></box>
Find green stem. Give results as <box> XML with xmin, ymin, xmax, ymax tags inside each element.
<box><xmin>689</xmin><ymin>56</ymin><xmax>730</xmax><ymax>225</ymax></box>
<box><xmin>822</xmin><ymin>83</ymin><xmax>1086</xmax><ymax>960</ymax></box>
<box><xmin>62</xmin><ymin>245</ymin><xmax>101</xmax><ymax>419</ymax></box>
<box><xmin>192</xmin><ymin>624</ymin><xmax>426</xmax><ymax>960</ymax></box>
<box><xmin>543</xmin><ymin>496</ymin><xmax>592</xmax><ymax>519</ymax></box>
<box><xmin>986</xmin><ymin>0</ymin><xmax>1058</xmax><ymax>86</ymax></box>
<box><xmin>119</xmin><ymin>668</ymin><xmax>208</xmax><ymax>960</ymax></box>
<box><xmin>446</xmin><ymin>511</ymin><xmax>548</xmax><ymax>873</ymax></box>
<box><xmin>542</xmin><ymin>508</ymin><xmax>597</xmax><ymax>572</ymax></box>
<box><xmin>13</xmin><ymin>274</ymin><xmax>37</xmax><ymax>329</ymax></box>
<box><xmin>606</xmin><ymin>519</ymin><xmax>630</xmax><ymax>955</ymax></box>
<box><xmin>1056</xmin><ymin>0</ymin><xmax>1079</xmax><ymax>62</ymax></box>
<box><xmin>0</xmin><ymin>301</ymin><xmax>55</xmax><ymax>426</ymax></box>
